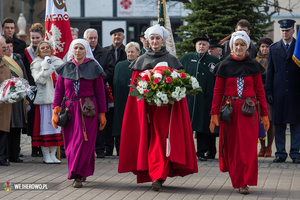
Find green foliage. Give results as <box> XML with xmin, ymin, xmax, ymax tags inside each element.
<box><xmin>176</xmin><ymin>0</ymin><xmax>274</xmax><ymax>58</ymax></box>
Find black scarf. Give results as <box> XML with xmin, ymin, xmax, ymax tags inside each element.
<box><xmin>213</xmin><ymin>55</ymin><xmax>265</xmax><ymax>78</ymax></box>
<box><xmin>129</xmin><ymin>46</ymin><xmax>182</xmax><ymax>71</ymax></box>
<box><xmin>56</xmin><ymin>60</ymin><xmax>105</xmax><ymax>81</ymax></box>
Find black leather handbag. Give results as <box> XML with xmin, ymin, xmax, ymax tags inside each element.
<box><xmin>219</xmin><ymin>100</ymin><xmax>233</xmax><ymax>123</ymax></box>
<box><xmin>57</xmin><ymin>98</ymin><xmax>71</xmax><ymax>128</ymax></box>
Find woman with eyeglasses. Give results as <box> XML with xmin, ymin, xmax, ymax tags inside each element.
<box><xmin>24</xmin><ymin>23</ymin><xmax>45</xmax><ymax>157</ymax></box>
<box><xmin>30</xmin><ymin>41</ymin><xmax>64</xmax><ymax>164</ymax></box>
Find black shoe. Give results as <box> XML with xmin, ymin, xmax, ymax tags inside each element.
<box><xmin>152</xmin><ymin>179</ymin><xmax>162</xmax><ymax>191</ymax></box>
<box><xmin>293</xmin><ymin>157</ymin><xmax>300</xmax><ymax>164</ymax></box>
<box><xmin>198</xmin><ymin>156</ymin><xmax>207</xmax><ymax>161</ymax></box>
<box><xmin>31</xmin><ymin>146</ymin><xmax>38</xmax><ymax>157</ymax></box>
<box><xmin>105</xmin><ymin>152</ymin><xmax>113</xmax><ymax>156</ymax></box>
<box><xmin>273</xmin><ymin>157</ymin><xmax>285</xmax><ymax>163</ymax></box>
<box><xmin>19</xmin><ymin>152</ymin><xmax>24</xmax><ymax>157</ymax></box>
<box><xmin>0</xmin><ymin>160</ymin><xmax>10</xmax><ymax>166</ymax></box>
<box><xmin>97</xmin><ymin>152</ymin><xmax>105</xmax><ymax>158</ymax></box>
<box><xmin>9</xmin><ymin>158</ymin><xmax>23</xmax><ymax>163</ymax></box>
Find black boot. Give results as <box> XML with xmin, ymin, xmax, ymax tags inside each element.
<box><xmin>38</xmin><ymin>146</ymin><xmax>43</xmax><ymax>157</ymax></box>
<box><xmin>60</xmin><ymin>145</ymin><xmax>66</xmax><ymax>158</ymax></box>
<box><xmin>31</xmin><ymin>147</ymin><xmax>38</xmax><ymax>157</ymax></box>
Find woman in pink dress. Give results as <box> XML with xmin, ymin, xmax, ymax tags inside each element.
<box><xmin>52</xmin><ymin>39</ymin><xmax>107</xmax><ymax>188</ymax></box>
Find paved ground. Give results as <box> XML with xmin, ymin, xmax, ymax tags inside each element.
<box><xmin>0</xmin><ymin>132</ymin><xmax>299</xmax><ymax>200</ymax></box>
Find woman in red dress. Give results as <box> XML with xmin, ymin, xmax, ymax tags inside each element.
<box><xmin>209</xmin><ymin>31</ymin><xmax>270</xmax><ymax>195</ymax></box>
<box><xmin>118</xmin><ymin>25</ymin><xmax>198</xmax><ymax>191</ymax></box>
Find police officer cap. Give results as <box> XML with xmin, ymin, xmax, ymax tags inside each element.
<box><xmin>110</xmin><ymin>28</ymin><xmax>124</xmax><ymax>35</ymax></box>
<box><xmin>193</xmin><ymin>34</ymin><xmax>209</xmax><ymax>44</ymax></box>
<box><xmin>278</xmin><ymin>19</ymin><xmax>296</xmax><ymax>30</ymax></box>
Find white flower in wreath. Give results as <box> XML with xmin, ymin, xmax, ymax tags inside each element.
<box><xmin>171</xmin><ymin>91</ymin><xmax>179</xmax><ymax>98</ymax></box>
<box><xmin>161</xmin><ymin>94</ymin><xmax>168</xmax><ymax>101</ymax></box>
<box><xmin>192</xmin><ymin>82</ymin><xmax>200</xmax><ymax>90</ymax></box>
<box><xmin>156</xmin><ymin>91</ymin><xmax>162</xmax><ymax>98</ymax></box>
<box><xmin>176</xmin><ymin>96</ymin><xmax>182</xmax><ymax>101</ymax></box>
<box><xmin>175</xmin><ymin>87</ymin><xmax>181</xmax><ymax>92</ymax></box>
<box><xmin>11</xmin><ymin>93</ymin><xmax>17</xmax><ymax>99</ymax></box>
<box><xmin>141</xmin><ymin>81</ymin><xmax>148</xmax><ymax>88</ymax></box>
<box><xmin>180</xmin><ymin>87</ymin><xmax>186</xmax><ymax>93</ymax></box>
<box><xmin>15</xmin><ymin>80</ymin><xmax>22</xmax><ymax>87</ymax></box>
<box><xmin>171</xmin><ymin>71</ymin><xmax>179</xmax><ymax>79</ymax></box>
<box><xmin>154</xmin><ymin>98</ymin><xmax>162</xmax><ymax>106</ymax></box>
<box><xmin>179</xmin><ymin>92</ymin><xmax>186</xmax><ymax>98</ymax></box>
<box><xmin>137</xmin><ymin>86</ymin><xmax>144</xmax><ymax>94</ymax></box>
<box><xmin>163</xmin><ymin>99</ymin><xmax>169</xmax><ymax>104</ymax></box>
<box><xmin>8</xmin><ymin>99</ymin><xmax>15</xmax><ymax>103</ymax></box>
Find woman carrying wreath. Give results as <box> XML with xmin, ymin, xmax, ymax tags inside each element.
<box><xmin>209</xmin><ymin>31</ymin><xmax>270</xmax><ymax>194</ymax></box>
<box><xmin>52</xmin><ymin>39</ymin><xmax>106</xmax><ymax>188</ymax></box>
<box><xmin>118</xmin><ymin>24</ymin><xmax>198</xmax><ymax>191</ymax></box>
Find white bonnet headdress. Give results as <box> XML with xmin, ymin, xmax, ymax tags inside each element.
<box><xmin>144</xmin><ymin>24</ymin><xmax>169</xmax><ymax>42</ymax></box>
<box><xmin>229</xmin><ymin>31</ymin><xmax>250</xmax><ymax>49</ymax></box>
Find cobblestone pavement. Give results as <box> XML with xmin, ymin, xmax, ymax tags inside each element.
<box><xmin>0</xmin><ymin>133</ymin><xmax>299</xmax><ymax>200</ymax></box>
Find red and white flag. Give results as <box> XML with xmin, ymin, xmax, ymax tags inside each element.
<box><xmin>44</xmin><ymin>0</ymin><xmax>72</xmax><ymax>59</ymax></box>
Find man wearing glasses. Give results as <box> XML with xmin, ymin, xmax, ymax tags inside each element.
<box><xmin>222</xmin><ymin>19</ymin><xmax>257</xmax><ymax>58</ymax></box>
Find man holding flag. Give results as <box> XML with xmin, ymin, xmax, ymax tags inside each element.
<box><xmin>265</xmin><ymin>19</ymin><xmax>300</xmax><ymax>164</ymax></box>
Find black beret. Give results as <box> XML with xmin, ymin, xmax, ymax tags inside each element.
<box><xmin>110</xmin><ymin>28</ymin><xmax>124</xmax><ymax>35</ymax></box>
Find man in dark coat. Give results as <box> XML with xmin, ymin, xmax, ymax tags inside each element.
<box><xmin>105</xmin><ymin>28</ymin><xmax>127</xmax><ymax>65</ymax></box>
<box><xmin>180</xmin><ymin>34</ymin><xmax>220</xmax><ymax>161</ymax></box>
<box><xmin>265</xmin><ymin>19</ymin><xmax>300</xmax><ymax>164</ymax></box>
<box><xmin>222</xmin><ymin>19</ymin><xmax>257</xmax><ymax>58</ymax></box>
<box><xmin>138</xmin><ymin>26</ymin><xmax>149</xmax><ymax>56</ymax></box>
<box><xmin>84</xmin><ymin>28</ymin><xmax>115</xmax><ymax>158</ymax></box>
<box><xmin>208</xmin><ymin>39</ymin><xmax>224</xmax><ymax>61</ymax></box>
<box><xmin>1</xmin><ymin>18</ymin><xmax>26</xmax><ymax>61</ymax></box>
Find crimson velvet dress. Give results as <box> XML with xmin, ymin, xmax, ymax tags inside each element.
<box><xmin>211</xmin><ymin>55</ymin><xmax>268</xmax><ymax>188</ymax></box>
<box><xmin>53</xmin><ymin>59</ymin><xmax>106</xmax><ymax>179</ymax></box>
<box><xmin>118</xmin><ymin>47</ymin><xmax>198</xmax><ymax>183</ymax></box>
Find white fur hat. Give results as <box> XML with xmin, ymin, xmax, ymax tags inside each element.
<box><xmin>144</xmin><ymin>24</ymin><xmax>169</xmax><ymax>42</ymax></box>
<box><xmin>229</xmin><ymin>31</ymin><xmax>250</xmax><ymax>49</ymax></box>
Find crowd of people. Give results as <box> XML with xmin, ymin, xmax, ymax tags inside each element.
<box><xmin>0</xmin><ymin>16</ymin><xmax>299</xmax><ymax>195</ymax></box>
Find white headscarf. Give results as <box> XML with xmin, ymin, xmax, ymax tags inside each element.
<box><xmin>66</xmin><ymin>39</ymin><xmax>102</xmax><ymax>67</ymax></box>
<box><xmin>229</xmin><ymin>31</ymin><xmax>250</xmax><ymax>50</ymax></box>
<box><xmin>144</xmin><ymin>24</ymin><xmax>169</xmax><ymax>42</ymax></box>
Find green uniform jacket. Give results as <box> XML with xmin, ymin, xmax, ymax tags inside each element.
<box><xmin>180</xmin><ymin>51</ymin><xmax>220</xmax><ymax>134</ymax></box>
<box><xmin>139</xmin><ymin>48</ymin><xmax>147</xmax><ymax>56</ymax></box>
<box><xmin>112</xmin><ymin>60</ymin><xmax>133</xmax><ymax>136</ymax></box>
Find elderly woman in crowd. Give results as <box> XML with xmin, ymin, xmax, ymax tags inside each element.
<box><xmin>256</xmin><ymin>37</ymin><xmax>274</xmax><ymax>157</ymax></box>
<box><xmin>210</xmin><ymin>31</ymin><xmax>270</xmax><ymax>194</ymax></box>
<box><xmin>0</xmin><ymin>36</ymin><xmax>12</xmax><ymax>166</ymax></box>
<box><xmin>24</xmin><ymin>23</ymin><xmax>45</xmax><ymax>157</ymax></box>
<box><xmin>118</xmin><ymin>25</ymin><xmax>198</xmax><ymax>191</ymax></box>
<box><xmin>52</xmin><ymin>39</ymin><xmax>106</xmax><ymax>188</ymax></box>
<box><xmin>30</xmin><ymin>41</ymin><xmax>64</xmax><ymax>164</ymax></box>
<box><xmin>3</xmin><ymin>37</ymin><xmax>28</xmax><ymax>163</ymax></box>
<box><xmin>112</xmin><ymin>42</ymin><xmax>140</xmax><ymax>155</ymax></box>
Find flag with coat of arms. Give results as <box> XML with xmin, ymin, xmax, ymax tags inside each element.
<box><xmin>158</xmin><ymin>0</ymin><xmax>177</xmax><ymax>57</ymax></box>
<box><xmin>44</xmin><ymin>0</ymin><xmax>72</xmax><ymax>60</ymax></box>
<box><xmin>293</xmin><ymin>26</ymin><xmax>300</xmax><ymax>67</ymax></box>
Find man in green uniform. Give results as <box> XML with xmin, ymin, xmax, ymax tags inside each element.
<box><xmin>138</xmin><ymin>26</ymin><xmax>149</xmax><ymax>56</ymax></box>
<box><xmin>208</xmin><ymin>39</ymin><xmax>224</xmax><ymax>61</ymax></box>
<box><xmin>180</xmin><ymin>35</ymin><xmax>220</xmax><ymax>161</ymax></box>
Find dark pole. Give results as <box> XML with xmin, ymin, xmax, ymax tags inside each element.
<box><xmin>113</xmin><ymin>0</ymin><xmax>117</xmax><ymax>17</ymax></box>
<box><xmin>80</xmin><ymin>0</ymin><xmax>85</xmax><ymax>17</ymax></box>
<box><xmin>29</xmin><ymin>0</ymin><xmax>34</xmax><ymax>25</ymax></box>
